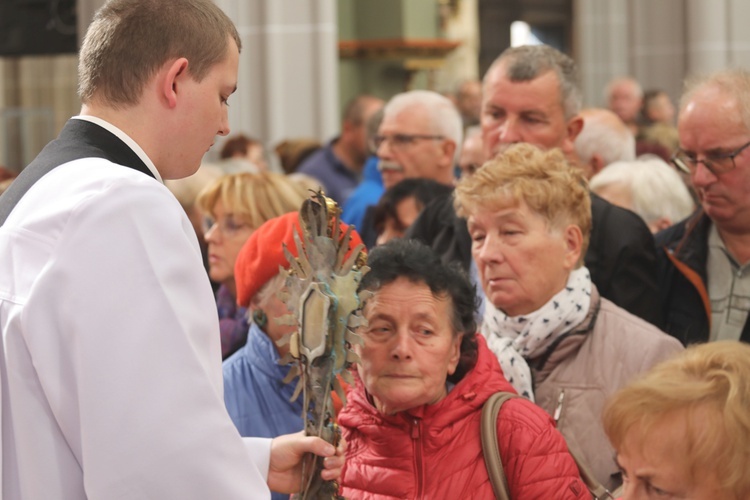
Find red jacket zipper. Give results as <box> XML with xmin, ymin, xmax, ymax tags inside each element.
<box><xmin>411</xmin><ymin>417</ymin><xmax>424</xmax><ymax>499</ymax></box>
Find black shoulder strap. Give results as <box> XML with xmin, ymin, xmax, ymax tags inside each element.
<box><xmin>0</xmin><ymin>119</ymin><xmax>154</xmax><ymax>226</ymax></box>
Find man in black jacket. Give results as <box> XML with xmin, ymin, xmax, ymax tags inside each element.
<box><xmin>656</xmin><ymin>69</ymin><xmax>750</xmax><ymax>345</ymax></box>
<box><xmin>408</xmin><ymin>45</ymin><xmax>663</xmax><ymax>327</ymax></box>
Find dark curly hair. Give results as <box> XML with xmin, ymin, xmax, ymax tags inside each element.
<box><xmin>359</xmin><ymin>238</ymin><xmax>479</xmax><ymax>383</ymax></box>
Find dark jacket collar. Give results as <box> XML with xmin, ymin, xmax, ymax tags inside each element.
<box><xmin>0</xmin><ymin>119</ymin><xmax>153</xmax><ymax>226</ymax></box>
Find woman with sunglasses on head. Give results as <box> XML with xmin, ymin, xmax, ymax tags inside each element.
<box><xmin>196</xmin><ymin>171</ymin><xmax>308</xmax><ymax>359</ymax></box>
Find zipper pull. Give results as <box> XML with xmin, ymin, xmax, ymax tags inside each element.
<box><xmin>411</xmin><ymin>418</ymin><xmax>420</xmax><ymax>439</ymax></box>
<box><xmin>553</xmin><ymin>389</ymin><xmax>565</xmax><ymax>426</ymax></box>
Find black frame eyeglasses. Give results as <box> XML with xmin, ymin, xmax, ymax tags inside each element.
<box><xmin>670</xmin><ymin>140</ymin><xmax>750</xmax><ymax>176</ymax></box>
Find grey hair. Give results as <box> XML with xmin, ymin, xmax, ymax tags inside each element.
<box><xmin>253</xmin><ymin>273</ymin><xmax>287</xmax><ymax>313</ymax></box>
<box><xmin>590</xmin><ymin>158</ymin><xmax>695</xmax><ymax>226</ymax></box>
<box><xmin>605</xmin><ymin>77</ymin><xmax>644</xmax><ymax>100</ymax></box>
<box><xmin>575</xmin><ymin>109</ymin><xmax>636</xmax><ymax>167</ymax></box>
<box><xmin>680</xmin><ymin>69</ymin><xmax>750</xmax><ymax>133</ymax></box>
<box><xmin>383</xmin><ymin>90</ymin><xmax>464</xmax><ymax>164</ymax></box>
<box><xmin>487</xmin><ymin>45</ymin><xmax>582</xmax><ymax>120</ymax></box>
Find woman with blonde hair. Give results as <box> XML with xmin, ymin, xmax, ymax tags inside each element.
<box><xmin>196</xmin><ymin>171</ymin><xmax>307</xmax><ymax>358</ymax></box>
<box><xmin>454</xmin><ymin>143</ymin><xmax>683</xmax><ymax>491</ymax></box>
<box><xmin>603</xmin><ymin>341</ymin><xmax>750</xmax><ymax>499</ymax></box>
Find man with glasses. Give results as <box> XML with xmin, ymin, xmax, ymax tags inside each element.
<box><xmin>375</xmin><ymin>90</ymin><xmax>463</xmax><ymax>187</ymax></box>
<box><xmin>350</xmin><ymin>90</ymin><xmax>461</xmax><ymax>248</ymax></box>
<box><xmin>656</xmin><ymin>69</ymin><xmax>750</xmax><ymax>345</ymax></box>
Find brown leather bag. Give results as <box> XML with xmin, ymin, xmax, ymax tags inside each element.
<box><xmin>480</xmin><ymin>391</ymin><xmax>621</xmax><ymax>500</ymax></box>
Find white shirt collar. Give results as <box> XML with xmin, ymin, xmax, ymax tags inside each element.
<box><xmin>72</xmin><ymin>115</ymin><xmax>163</xmax><ymax>183</ymax></box>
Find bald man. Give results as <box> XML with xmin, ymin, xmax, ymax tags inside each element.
<box><xmin>657</xmin><ymin>69</ymin><xmax>750</xmax><ymax>345</ymax></box>
<box><xmin>575</xmin><ymin>108</ymin><xmax>636</xmax><ymax>179</ymax></box>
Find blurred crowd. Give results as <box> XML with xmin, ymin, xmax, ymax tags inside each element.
<box><xmin>2</xmin><ymin>7</ymin><xmax>750</xmax><ymax>498</ymax></box>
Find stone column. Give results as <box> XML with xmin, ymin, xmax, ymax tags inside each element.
<box><xmin>685</xmin><ymin>0</ymin><xmax>728</xmax><ymax>73</ymax></box>
<box><xmin>725</xmin><ymin>0</ymin><xmax>750</xmax><ymax>67</ymax></box>
<box><xmin>685</xmin><ymin>0</ymin><xmax>750</xmax><ymax>72</ymax></box>
<box><xmin>435</xmin><ymin>0</ymin><xmax>480</xmax><ymax>92</ymax></box>
<box><xmin>216</xmin><ymin>0</ymin><xmax>339</xmax><ymax>166</ymax></box>
<box><xmin>77</xmin><ymin>0</ymin><xmax>105</xmax><ymax>47</ymax></box>
<box><xmin>573</xmin><ymin>0</ymin><xmax>629</xmax><ymax>107</ymax></box>
<box><xmin>629</xmin><ymin>0</ymin><xmax>686</xmax><ymax>104</ymax></box>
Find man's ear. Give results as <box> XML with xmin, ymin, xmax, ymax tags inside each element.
<box><xmin>561</xmin><ymin>115</ymin><xmax>584</xmax><ymax>156</ymax></box>
<box><xmin>341</xmin><ymin>119</ymin><xmax>356</xmax><ymax>136</ymax></box>
<box><xmin>566</xmin><ymin>115</ymin><xmax>584</xmax><ymax>142</ymax></box>
<box><xmin>161</xmin><ymin>58</ymin><xmax>189</xmax><ymax>109</ymax></box>
<box><xmin>441</xmin><ymin>139</ymin><xmax>457</xmax><ymax>166</ymax></box>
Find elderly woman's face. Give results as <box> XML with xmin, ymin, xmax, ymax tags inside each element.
<box><xmin>468</xmin><ymin>200</ymin><xmax>581</xmax><ymax>317</ymax></box>
<box><xmin>357</xmin><ymin>277</ymin><xmax>461</xmax><ymax>415</ymax></box>
<box><xmin>617</xmin><ymin>416</ymin><xmax>724</xmax><ymax>500</ymax></box>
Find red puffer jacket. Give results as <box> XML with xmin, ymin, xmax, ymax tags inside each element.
<box><xmin>339</xmin><ymin>335</ymin><xmax>588</xmax><ymax>499</ymax></box>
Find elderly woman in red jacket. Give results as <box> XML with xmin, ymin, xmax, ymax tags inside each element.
<box><xmin>338</xmin><ymin>238</ymin><xmax>588</xmax><ymax>499</ymax></box>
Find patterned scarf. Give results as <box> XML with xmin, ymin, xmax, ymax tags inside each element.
<box><xmin>481</xmin><ymin>267</ymin><xmax>592</xmax><ymax>401</ymax></box>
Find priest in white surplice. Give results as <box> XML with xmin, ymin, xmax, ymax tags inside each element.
<box><xmin>0</xmin><ymin>1</ymin><xmax>343</xmax><ymax>498</ymax></box>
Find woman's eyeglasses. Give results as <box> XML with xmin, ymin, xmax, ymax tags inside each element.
<box><xmin>202</xmin><ymin>215</ymin><xmax>251</xmax><ymax>236</ymax></box>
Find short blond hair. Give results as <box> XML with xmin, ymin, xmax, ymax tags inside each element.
<box><xmin>603</xmin><ymin>341</ymin><xmax>750</xmax><ymax>499</ymax></box>
<box><xmin>454</xmin><ymin>143</ymin><xmax>591</xmax><ymax>265</ymax></box>
<box><xmin>196</xmin><ymin>172</ymin><xmax>307</xmax><ymax>230</ymax></box>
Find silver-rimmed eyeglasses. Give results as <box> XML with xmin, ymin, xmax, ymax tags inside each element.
<box><xmin>202</xmin><ymin>215</ymin><xmax>251</xmax><ymax>236</ymax></box>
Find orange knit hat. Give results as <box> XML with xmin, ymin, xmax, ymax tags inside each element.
<box><xmin>234</xmin><ymin>211</ymin><xmax>364</xmax><ymax>307</ymax></box>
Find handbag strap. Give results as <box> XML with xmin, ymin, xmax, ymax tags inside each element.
<box><xmin>480</xmin><ymin>391</ymin><xmax>516</xmax><ymax>500</ymax></box>
<box><xmin>481</xmin><ymin>391</ymin><xmax>619</xmax><ymax>500</ymax></box>
<box><xmin>571</xmin><ymin>446</ymin><xmax>616</xmax><ymax>499</ymax></box>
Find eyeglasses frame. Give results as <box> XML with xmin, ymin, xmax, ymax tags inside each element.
<box><xmin>670</xmin><ymin>139</ymin><xmax>750</xmax><ymax>176</ymax></box>
<box><xmin>202</xmin><ymin>214</ymin><xmax>252</xmax><ymax>237</ymax></box>
<box><xmin>372</xmin><ymin>133</ymin><xmax>445</xmax><ymax>151</ymax></box>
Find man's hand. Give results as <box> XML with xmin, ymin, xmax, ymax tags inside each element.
<box><xmin>267</xmin><ymin>431</ymin><xmax>346</xmax><ymax>494</ymax></box>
